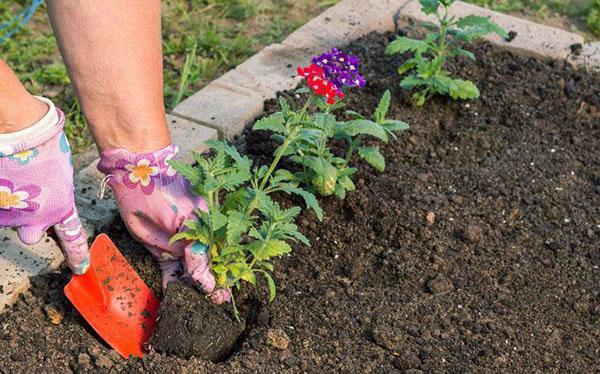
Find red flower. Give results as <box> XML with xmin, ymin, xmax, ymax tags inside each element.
<box><xmin>297</xmin><ymin>64</ymin><xmax>344</xmax><ymax>105</ymax></box>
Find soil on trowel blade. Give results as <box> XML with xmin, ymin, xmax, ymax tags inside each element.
<box><xmin>0</xmin><ymin>30</ymin><xmax>597</xmax><ymax>372</ymax></box>
<box><xmin>150</xmin><ymin>282</ymin><xmax>245</xmax><ymax>362</ymax></box>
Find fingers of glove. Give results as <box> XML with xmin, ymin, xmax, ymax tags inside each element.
<box><xmin>123</xmin><ymin>211</ymin><xmax>185</xmax><ymax>260</ymax></box>
<box><xmin>209</xmin><ymin>289</ymin><xmax>232</xmax><ymax>304</ymax></box>
<box><xmin>183</xmin><ymin>242</ymin><xmax>216</xmax><ymax>294</ymax></box>
<box><xmin>16</xmin><ymin>224</ymin><xmax>47</xmax><ymax>245</ymax></box>
<box><xmin>54</xmin><ymin>210</ymin><xmax>90</xmax><ymax>275</ymax></box>
<box><xmin>159</xmin><ymin>260</ymin><xmax>183</xmax><ymax>290</ymax></box>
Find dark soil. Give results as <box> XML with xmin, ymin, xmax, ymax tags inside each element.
<box><xmin>0</xmin><ymin>31</ymin><xmax>598</xmax><ymax>372</ymax></box>
<box><xmin>151</xmin><ymin>282</ymin><xmax>246</xmax><ymax>362</ymax></box>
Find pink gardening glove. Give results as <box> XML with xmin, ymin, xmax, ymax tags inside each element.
<box><xmin>0</xmin><ymin>97</ymin><xmax>90</xmax><ymax>274</ymax></box>
<box><xmin>97</xmin><ymin>144</ymin><xmax>230</xmax><ymax>304</ymax></box>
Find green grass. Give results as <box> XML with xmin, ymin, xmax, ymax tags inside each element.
<box><xmin>0</xmin><ymin>0</ymin><xmax>597</xmax><ymax>153</ymax></box>
<box><xmin>0</xmin><ymin>0</ymin><xmax>335</xmax><ymax>152</ymax></box>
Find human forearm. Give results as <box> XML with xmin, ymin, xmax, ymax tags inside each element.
<box><xmin>46</xmin><ymin>0</ymin><xmax>170</xmax><ymax>152</ymax></box>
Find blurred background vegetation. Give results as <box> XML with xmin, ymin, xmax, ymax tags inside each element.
<box><xmin>1</xmin><ymin>0</ymin><xmax>597</xmax><ymax>153</ymax></box>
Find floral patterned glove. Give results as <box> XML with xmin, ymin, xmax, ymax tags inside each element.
<box><xmin>0</xmin><ymin>97</ymin><xmax>90</xmax><ymax>274</ymax></box>
<box><xmin>97</xmin><ymin>144</ymin><xmax>231</xmax><ymax>303</ymax></box>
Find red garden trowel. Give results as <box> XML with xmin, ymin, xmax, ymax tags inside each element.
<box><xmin>64</xmin><ymin>234</ymin><xmax>160</xmax><ymax>358</ymax></box>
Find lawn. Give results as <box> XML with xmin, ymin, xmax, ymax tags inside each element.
<box><xmin>0</xmin><ymin>0</ymin><xmax>597</xmax><ymax>153</ymax></box>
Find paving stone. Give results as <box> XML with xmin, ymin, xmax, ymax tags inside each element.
<box><xmin>0</xmin><ymin>229</ymin><xmax>63</xmax><ymax>311</ymax></box>
<box><xmin>172</xmin><ymin>82</ymin><xmax>265</xmax><ymax>139</ymax></box>
<box><xmin>399</xmin><ymin>0</ymin><xmax>584</xmax><ymax>60</ymax></box>
<box><xmin>215</xmin><ymin>43</ymin><xmax>306</xmax><ymax>99</ymax></box>
<box><xmin>568</xmin><ymin>42</ymin><xmax>600</xmax><ymax>72</ymax></box>
<box><xmin>167</xmin><ymin>114</ymin><xmax>219</xmax><ymax>163</ymax></box>
<box><xmin>282</xmin><ymin>0</ymin><xmax>404</xmax><ymax>54</ymax></box>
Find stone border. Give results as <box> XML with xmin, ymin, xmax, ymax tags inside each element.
<box><xmin>0</xmin><ymin>0</ymin><xmax>593</xmax><ymax>311</ymax></box>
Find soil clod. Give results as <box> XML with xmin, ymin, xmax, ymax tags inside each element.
<box><xmin>150</xmin><ymin>282</ymin><xmax>245</xmax><ymax>362</ymax></box>
<box><xmin>266</xmin><ymin>328</ymin><xmax>290</xmax><ymax>350</ymax></box>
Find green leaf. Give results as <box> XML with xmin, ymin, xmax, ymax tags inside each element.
<box><xmin>398</xmin><ymin>59</ymin><xmax>419</xmax><ymax>74</ymax></box>
<box><xmin>253</xmin><ymin>113</ymin><xmax>286</xmax><ymax>134</ymax></box>
<box><xmin>431</xmin><ymin>76</ymin><xmax>479</xmax><ymax>100</ymax></box>
<box><xmin>454</xmin><ymin>15</ymin><xmax>508</xmax><ymax>38</ymax></box>
<box><xmin>210</xmin><ymin>209</ymin><xmax>228</xmax><ymax>231</ymax></box>
<box><xmin>400</xmin><ymin>75</ymin><xmax>426</xmax><ymax>90</ymax></box>
<box><xmin>226</xmin><ymin>211</ymin><xmax>253</xmax><ymax>244</ymax></box>
<box><xmin>334</xmin><ymin>183</ymin><xmax>346</xmax><ymax>200</ymax></box>
<box><xmin>228</xmin><ymin>262</ymin><xmax>251</xmax><ymax>281</ymax></box>
<box><xmin>338</xmin><ymin>176</ymin><xmax>356</xmax><ymax>192</ymax></box>
<box><xmin>262</xmin><ymin>272</ymin><xmax>277</xmax><ymax>302</ymax></box>
<box><xmin>342</xmin><ymin>120</ymin><xmax>388</xmax><ymax>142</ymax></box>
<box><xmin>286</xmin><ymin>229</ymin><xmax>310</xmax><ymax>246</ymax></box>
<box><xmin>250</xmin><ymin>239</ymin><xmax>292</xmax><ymax>261</ymax></box>
<box><xmin>240</xmin><ymin>270</ymin><xmax>256</xmax><ymax>285</ymax></box>
<box><xmin>312</xmin><ymin>113</ymin><xmax>336</xmax><ymax>134</ymax></box>
<box><xmin>374</xmin><ymin>90</ymin><xmax>391</xmax><ymax>124</ymax></box>
<box><xmin>382</xmin><ymin>120</ymin><xmax>410</xmax><ymax>133</ymax></box>
<box><xmin>168</xmin><ymin>159</ymin><xmax>200</xmax><ymax>185</ymax></box>
<box><xmin>385</xmin><ymin>37</ymin><xmax>431</xmax><ymax>55</ymax></box>
<box><xmin>344</xmin><ymin>110</ymin><xmax>365</xmax><ymax>119</ymax></box>
<box><xmin>358</xmin><ymin>146</ymin><xmax>386</xmax><ymax>172</ymax></box>
<box><xmin>169</xmin><ymin>230</ymin><xmax>206</xmax><ymax>245</ymax></box>
<box><xmin>450</xmin><ymin>47</ymin><xmax>476</xmax><ymax>60</ymax></box>
<box><xmin>418</xmin><ymin>0</ymin><xmax>440</xmax><ymax>14</ymax></box>
<box><xmin>418</xmin><ymin>55</ymin><xmax>447</xmax><ymax>78</ymax></box>
<box><xmin>280</xmin><ymin>185</ymin><xmax>323</xmax><ymax>221</ymax></box>
<box><xmin>278</xmin><ymin>96</ymin><xmax>290</xmax><ymax>114</ymax></box>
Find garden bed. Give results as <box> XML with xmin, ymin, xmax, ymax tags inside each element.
<box><xmin>0</xmin><ymin>31</ymin><xmax>598</xmax><ymax>372</ymax></box>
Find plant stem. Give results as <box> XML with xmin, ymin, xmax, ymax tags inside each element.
<box><xmin>344</xmin><ymin>139</ymin><xmax>357</xmax><ymax>167</ymax></box>
<box><xmin>438</xmin><ymin>4</ymin><xmax>451</xmax><ymax>57</ymax></box>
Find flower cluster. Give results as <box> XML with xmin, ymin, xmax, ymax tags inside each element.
<box><xmin>297</xmin><ymin>48</ymin><xmax>365</xmax><ymax>105</ymax></box>
<box><xmin>311</xmin><ymin>48</ymin><xmax>365</xmax><ymax>90</ymax></box>
<box><xmin>297</xmin><ymin>64</ymin><xmax>344</xmax><ymax>104</ymax></box>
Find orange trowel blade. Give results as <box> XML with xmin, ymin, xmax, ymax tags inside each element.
<box><xmin>64</xmin><ymin>234</ymin><xmax>160</xmax><ymax>358</ymax></box>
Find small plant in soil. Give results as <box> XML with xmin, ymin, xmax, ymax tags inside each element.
<box><xmin>168</xmin><ymin>140</ymin><xmax>321</xmax><ymax>320</ymax></box>
<box><xmin>385</xmin><ymin>0</ymin><xmax>507</xmax><ymax>106</ymax></box>
<box><xmin>257</xmin><ymin>49</ymin><xmax>409</xmax><ymax>198</ymax></box>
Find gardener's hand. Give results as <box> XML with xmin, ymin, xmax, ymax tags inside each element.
<box><xmin>97</xmin><ymin>144</ymin><xmax>231</xmax><ymax>303</ymax></box>
<box><xmin>0</xmin><ymin>97</ymin><xmax>90</xmax><ymax>274</ymax></box>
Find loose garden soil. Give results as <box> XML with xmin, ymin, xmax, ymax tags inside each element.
<box><xmin>0</xmin><ymin>31</ymin><xmax>598</xmax><ymax>372</ymax></box>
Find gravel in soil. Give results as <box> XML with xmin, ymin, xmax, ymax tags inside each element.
<box><xmin>0</xmin><ymin>31</ymin><xmax>598</xmax><ymax>372</ymax></box>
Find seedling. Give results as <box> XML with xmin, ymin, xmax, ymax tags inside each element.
<box><xmin>385</xmin><ymin>0</ymin><xmax>507</xmax><ymax>106</ymax></box>
<box><xmin>169</xmin><ymin>140</ymin><xmax>321</xmax><ymax>320</ymax></box>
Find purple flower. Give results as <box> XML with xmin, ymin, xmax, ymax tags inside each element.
<box><xmin>311</xmin><ymin>48</ymin><xmax>366</xmax><ymax>91</ymax></box>
<box><xmin>0</xmin><ymin>178</ymin><xmax>41</xmax><ymax>221</ymax></box>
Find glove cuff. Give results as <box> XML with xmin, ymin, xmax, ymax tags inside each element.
<box><xmin>0</xmin><ymin>96</ymin><xmax>64</xmax><ymax>156</ymax></box>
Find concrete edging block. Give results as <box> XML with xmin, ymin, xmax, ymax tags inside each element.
<box><xmin>0</xmin><ymin>229</ymin><xmax>63</xmax><ymax>311</ymax></box>
<box><xmin>168</xmin><ymin>114</ymin><xmax>219</xmax><ymax>163</ymax></box>
<box><xmin>281</xmin><ymin>0</ymin><xmax>404</xmax><ymax>54</ymax></box>
<box><xmin>568</xmin><ymin>42</ymin><xmax>600</xmax><ymax>72</ymax></box>
<box><xmin>214</xmin><ymin>43</ymin><xmax>305</xmax><ymax>100</ymax></box>
<box><xmin>172</xmin><ymin>82</ymin><xmax>266</xmax><ymax>140</ymax></box>
<box><xmin>398</xmin><ymin>0</ymin><xmax>584</xmax><ymax>60</ymax></box>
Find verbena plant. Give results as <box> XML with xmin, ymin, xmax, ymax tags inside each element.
<box><xmin>169</xmin><ymin>140</ymin><xmax>321</xmax><ymax>320</ymax></box>
<box><xmin>257</xmin><ymin>49</ymin><xmax>409</xmax><ymax>199</ymax></box>
<box><xmin>385</xmin><ymin>0</ymin><xmax>507</xmax><ymax>106</ymax></box>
